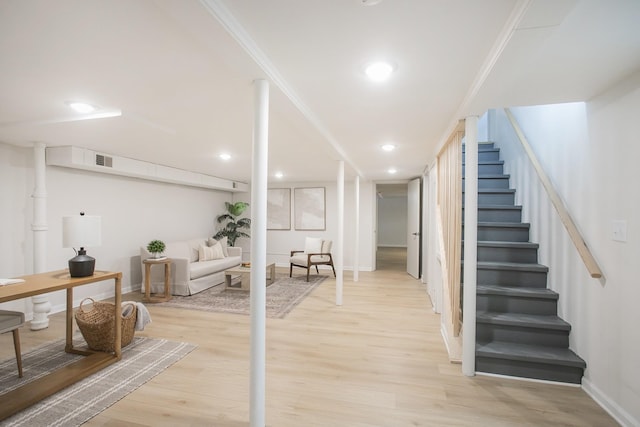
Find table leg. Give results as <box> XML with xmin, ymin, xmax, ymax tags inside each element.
<box><xmin>114</xmin><ymin>274</ymin><xmax>122</xmax><ymax>360</ymax></box>
<box><xmin>144</xmin><ymin>263</ymin><xmax>152</xmax><ymax>301</ymax></box>
<box><xmin>164</xmin><ymin>262</ymin><xmax>171</xmax><ymax>300</ymax></box>
<box><xmin>268</xmin><ymin>264</ymin><xmax>276</xmax><ymax>285</ymax></box>
<box><xmin>240</xmin><ymin>272</ymin><xmax>251</xmax><ymax>291</ymax></box>
<box><xmin>65</xmin><ymin>288</ymin><xmax>73</xmax><ymax>352</ymax></box>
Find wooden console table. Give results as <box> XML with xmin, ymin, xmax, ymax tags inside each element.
<box><xmin>0</xmin><ymin>269</ymin><xmax>122</xmax><ymax>420</ymax></box>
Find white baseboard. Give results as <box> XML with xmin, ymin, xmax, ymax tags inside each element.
<box><xmin>582</xmin><ymin>377</ymin><xmax>638</xmax><ymax>427</ymax></box>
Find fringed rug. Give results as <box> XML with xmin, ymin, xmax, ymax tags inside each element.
<box><xmin>0</xmin><ymin>337</ymin><xmax>196</xmax><ymax>427</ymax></box>
<box><xmin>159</xmin><ymin>273</ymin><xmax>327</xmax><ymax>318</ymax></box>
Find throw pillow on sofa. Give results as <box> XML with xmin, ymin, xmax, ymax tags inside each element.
<box><xmin>199</xmin><ymin>242</ymin><xmax>225</xmax><ymax>261</ymax></box>
<box><xmin>207</xmin><ymin>236</ymin><xmax>229</xmax><ymax>257</ymax></box>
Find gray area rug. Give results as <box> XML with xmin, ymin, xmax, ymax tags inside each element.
<box><xmin>0</xmin><ymin>336</ymin><xmax>196</xmax><ymax>427</ymax></box>
<box><xmin>160</xmin><ymin>273</ymin><xmax>327</xmax><ymax>318</ymax></box>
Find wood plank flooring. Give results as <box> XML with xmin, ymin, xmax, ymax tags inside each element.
<box><xmin>1</xmin><ymin>253</ymin><xmax>616</xmax><ymax>426</ymax></box>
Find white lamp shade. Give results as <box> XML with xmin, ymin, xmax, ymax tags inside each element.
<box><xmin>62</xmin><ymin>215</ymin><xmax>102</xmax><ymax>248</ymax></box>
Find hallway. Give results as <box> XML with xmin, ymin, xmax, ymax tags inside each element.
<box><xmin>376</xmin><ymin>246</ymin><xmax>407</xmax><ymax>272</ymax></box>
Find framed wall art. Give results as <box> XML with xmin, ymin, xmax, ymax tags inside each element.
<box><xmin>294</xmin><ymin>187</ymin><xmax>326</xmax><ymax>230</ymax></box>
<box><xmin>267</xmin><ymin>188</ymin><xmax>291</xmax><ymax>230</ymax></box>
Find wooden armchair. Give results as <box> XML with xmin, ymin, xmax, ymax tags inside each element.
<box><xmin>289</xmin><ymin>237</ymin><xmax>336</xmax><ymax>282</ymax></box>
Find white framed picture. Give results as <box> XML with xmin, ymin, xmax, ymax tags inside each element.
<box><xmin>294</xmin><ymin>187</ymin><xmax>325</xmax><ymax>230</ymax></box>
<box><xmin>267</xmin><ymin>188</ymin><xmax>291</xmax><ymax>230</ymax></box>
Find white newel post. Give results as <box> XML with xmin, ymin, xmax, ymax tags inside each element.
<box><xmin>31</xmin><ymin>142</ymin><xmax>51</xmax><ymax>330</ymax></box>
<box><xmin>353</xmin><ymin>175</ymin><xmax>360</xmax><ymax>282</ymax></box>
<box><xmin>462</xmin><ymin>116</ymin><xmax>478</xmax><ymax>376</ymax></box>
<box><xmin>336</xmin><ymin>160</ymin><xmax>344</xmax><ymax>305</ymax></box>
<box><xmin>250</xmin><ymin>79</ymin><xmax>268</xmax><ymax>427</ymax></box>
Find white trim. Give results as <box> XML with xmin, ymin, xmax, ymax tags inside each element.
<box><xmin>440</xmin><ymin>324</ymin><xmax>462</xmax><ymax>364</ymax></box>
<box><xmin>582</xmin><ymin>378</ymin><xmax>638</xmax><ymax>427</ymax></box>
<box><xmin>476</xmin><ymin>371</ymin><xmax>581</xmax><ymax>387</ymax></box>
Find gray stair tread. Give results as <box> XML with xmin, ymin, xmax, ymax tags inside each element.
<box><xmin>477</xmin><ymin>261</ymin><xmax>549</xmax><ymax>272</ymax></box>
<box><xmin>478</xmin><ymin>188</ymin><xmax>514</xmax><ymax>193</ymax></box>
<box><xmin>476</xmin><ymin>205</ymin><xmax>522</xmax><ymax>210</ymax></box>
<box><xmin>477</xmin><ymin>284</ymin><xmax>558</xmax><ymax>299</ymax></box>
<box><xmin>463</xmin><ymin>188</ymin><xmax>515</xmax><ymax>194</ymax></box>
<box><xmin>464</xmin><ymin>160</ymin><xmax>504</xmax><ymax>164</ymax></box>
<box><xmin>476</xmin><ymin>241</ymin><xmax>539</xmax><ymax>249</ymax></box>
<box><xmin>464</xmin><ymin>174</ymin><xmax>510</xmax><ymax>179</ymax></box>
<box><xmin>476</xmin><ymin>311</ymin><xmax>570</xmax><ymax>330</ymax></box>
<box><xmin>477</xmin><ymin>222</ymin><xmax>530</xmax><ymax>228</ymax></box>
<box><xmin>463</xmin><ymin>147</ymin><xmax>498</xmax><ymax>152</ymax></box>
<box><xmin>476</xmin><ymin>341</ymin><xmax>586</xmax><ymax>368</ymax></box>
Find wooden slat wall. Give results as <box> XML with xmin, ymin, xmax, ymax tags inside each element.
<box><xmin>437</xmin><ymin>123</ymin><xmax>464</xmax><ymax>336</ymax></box>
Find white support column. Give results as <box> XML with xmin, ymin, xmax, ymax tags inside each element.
<box><xmin>31</xmin><ymin>142</ymin><xmax>51</xmax><ymax>331</ymax></box>
<box><xmin>336</xmin><ymin>160</ymin><xmax>344</xmax><ymax>305</ymax></box>
<box><xmin>462</xmin><ymin>116</ymin><xmax>479</xmax><ymax>376</ymax></box>
<box><xmin>250</xmin><ymin>79</ymin><xmax>269</xmax><ymax>427</ymax></box>
<box><xmin>353</xmin><ymin>175</ymin><xmax>360</xmax><ymax>282</ymax></box>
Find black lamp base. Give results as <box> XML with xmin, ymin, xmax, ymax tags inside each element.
<box><xmin>68</xmin><ymin>249</ymin><xmax>96</xmax><ymax>277</ymax></box>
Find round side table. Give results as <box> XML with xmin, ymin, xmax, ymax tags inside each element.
<box><xmin>143</xmin><ymin>257</ymin><xmax>172</xmax><ymax>303</ymax></box>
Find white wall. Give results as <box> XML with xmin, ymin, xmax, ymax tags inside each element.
<box><xmin>0</xmin><ymin>141</ymin><xmax>233</xmax><ymax>317</ymax></box>
<box><xmin>234</xmin><ymin>180</ymin><xmax>376</xmax><ymax>272</ymax></box>
<box><xmin>377</xmin><ymin>195</ymin><xmax>407</xmax><ymax>247</ymax></box>
<box><xmin>490</xmin><ymin>72</ymin><xmax>640</xmax><ymax>426</ymax></box>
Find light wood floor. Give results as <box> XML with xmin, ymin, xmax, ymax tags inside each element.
<box><xmin>1</xmin><ymin>261</ymin><xmax>616</xmax><ymax>426</ymax></box>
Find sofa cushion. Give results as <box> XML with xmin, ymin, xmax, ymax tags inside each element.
<box><xmin>187</xmin><ymin>238</ymin><xmax>206</xmax><ymax>262</ymax></box>
<box><xmin>190</xmin><ymin>256</ymin><xmax>241</xmax><ymax>280</ymax></box>
<box><xmin>199</xmin><ymin>243</ymin><xmax>224</xmax><ymax>261</ymax></box>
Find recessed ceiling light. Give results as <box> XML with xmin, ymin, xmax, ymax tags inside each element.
<box><xmin>275</xmin><ymin>171</ymin><xmax>284</xmax><ymax>179</ymax></box>
<box><xmin>219</xmin><ymin>153</ymin><xmax>231</xmax><ymax>161</ymax></box>
<box><xmin>388</xmin><ymin>168</ymin><xmax>397</xmax><ymax>174</ymax></box>
<box><xmin>364</xmin><ymin>61</ymin><xmax>395</xmax><ymax>82</ymax></box>
<box><xmin>66</xmin><ymin>101</ymin><xmax>96</xmax><ymax>114</ymax></box>
<box><xmin>356</xmin><ymin>0</ymin><xmax>384</xmax><ymax>6</ymax></box>
<box><xmin>381</xmin><ymin>144</ymin><xmax>396</xmax><ymax>152</ymax></box>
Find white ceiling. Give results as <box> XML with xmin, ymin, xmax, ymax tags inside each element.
<box><xmin>1</xmin><ymin>0</ymin><xmax>639</xmax><ymax>185</ymax></box>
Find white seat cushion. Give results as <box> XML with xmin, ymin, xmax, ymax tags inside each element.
<box><xmin>190</xmin><ymin>256</ymin><xmax>241</xmax><ymax>280</ymax></box>
<box><xmin>0</xmin><ymin>310</ymin><xmax>24</xmax><ymax>333</ymax></box>
<box><xmin>290</xmin><ymin>254</ymin><xmax>330</xmax><ymax>266</ymax></box>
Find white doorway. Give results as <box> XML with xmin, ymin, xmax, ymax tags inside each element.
<box><xmin>406</xmin><ymin>178</ymin><xmax>421</xmax><ymax>278</ymax></box>
<box><xmin>375</xmin><ymin>182</ymin><xmax>422</xmax><ymax>278</ymax></box>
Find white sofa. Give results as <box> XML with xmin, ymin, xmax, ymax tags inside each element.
<box><xmin>140</xmin><ymin>237</ymin><xmax>241</xmax><ymax>296</ymax></box>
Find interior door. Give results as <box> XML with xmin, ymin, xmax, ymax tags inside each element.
<box><xmin>407</xmin><ymin>178</ymin><xmax>421</xmax><ymax>278</ymax></box>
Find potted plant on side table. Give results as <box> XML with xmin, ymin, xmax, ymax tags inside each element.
<box><xmin>147</xmin><ymin>239</ymin><xmax>166</xmax><ymax>259</ymax></box>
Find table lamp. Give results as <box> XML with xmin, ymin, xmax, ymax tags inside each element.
<box><xmin>62</xmin><ymin>212</ymin><xmax>102</xmax><ymax>277</ymax></box>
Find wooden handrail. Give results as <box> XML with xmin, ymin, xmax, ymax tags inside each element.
<box><xmin>504</xmin><ymin>108</ymin><xmax>604</xmax><ymax>279</ymax></box>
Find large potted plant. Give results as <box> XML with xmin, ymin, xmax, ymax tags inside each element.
<box><xmin>214</xmin><ymin>202</ymin><xmax>251</xmax><ymax>246</ymax></box>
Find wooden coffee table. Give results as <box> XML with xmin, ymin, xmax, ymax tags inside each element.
<box><xmin>224</xmin><ymin>263</ymin><xmax>276</xmax><ymax>291</ymax></box>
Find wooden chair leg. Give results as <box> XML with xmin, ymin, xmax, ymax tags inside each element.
<box><xmin>330</xmin><ymin>262</ymin><xmax>336</xmax><ymax>277</ymax></box>
<box><xmin>289</xmin><ymin>263</ymin><xmax>293</xmax><ymax>278</ymax></box>
<box><xmin>315</xmin><ymin>265</ymin><xmax>319</xmax><ymax>274</ymax></box>
<box><xmin>306</xmin><ymin>267</ymin><xmax>310</xmax><ymax>282</ymax></box>
<box><xmin>12</xmin><ymin>329</ymin><xmax>23</xmax><ymax>378</ymax></box>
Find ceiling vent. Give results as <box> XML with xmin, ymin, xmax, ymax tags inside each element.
<box><xmin>95</xmin><ymin>154</ymin><xmax>113</xmax><ymax>168</ymax></box>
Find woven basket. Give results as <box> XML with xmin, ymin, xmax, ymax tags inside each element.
<box><xmin>75</xmin><ymin>298</ymin><xmax>137</xmax><ymax>352</ymax></box>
